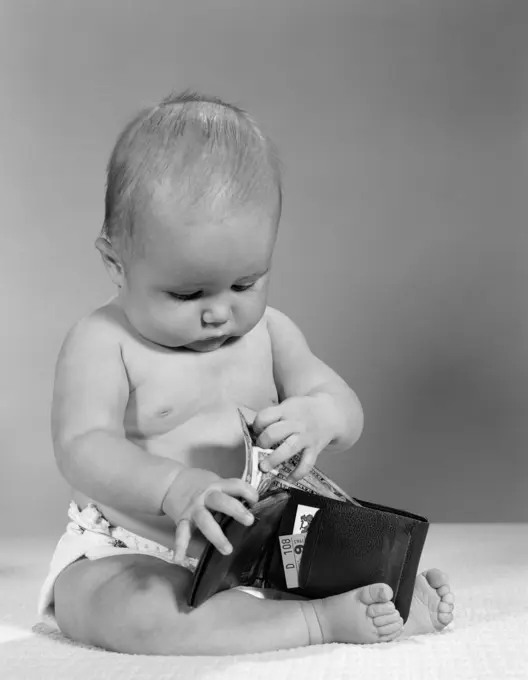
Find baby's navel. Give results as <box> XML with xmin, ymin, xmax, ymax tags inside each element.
<box><xmin>157</xmin><ymin>407</ymin><xmax>173</xmax><ymax>418</ymax></box>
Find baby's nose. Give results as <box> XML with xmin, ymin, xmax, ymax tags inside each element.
<box><xmin>202</xmin><ymin>305</ymin><xmax>231</xmax><ymax>326</ymax></box>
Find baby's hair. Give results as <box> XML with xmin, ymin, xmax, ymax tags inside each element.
<box><xmin>101</xmin><ymin>90</ymin><xmax>282</xmax><ymax>260</ymax></box>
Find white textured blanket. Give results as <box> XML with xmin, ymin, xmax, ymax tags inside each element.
<box><xmin>1</xmin><ymin>524</ymin><xmax>527</xmax><ymax>679</ymax></box>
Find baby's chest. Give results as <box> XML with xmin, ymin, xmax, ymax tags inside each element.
<box><xmin>123</xmin><ymin>330</ymin><xmax>278</xmax><ymax>439</ymax></box>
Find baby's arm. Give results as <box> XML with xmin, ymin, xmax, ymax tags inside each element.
<box><xmin>52</xmin><ymin>316</ymin><xmax>182</xmax><ymax>515</ymax></box>
<box><xmin>266</xmin><ymin>307</ymin><xmax>364</xmax><ymax>453</ymax></box>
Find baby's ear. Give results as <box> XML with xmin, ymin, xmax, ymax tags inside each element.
<box><xmin>95</xmin><ymin>237</ymin><xmax>125</xmax><ymax>288</ymax></box>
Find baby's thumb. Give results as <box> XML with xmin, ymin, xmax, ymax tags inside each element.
<box><xmin>173</xmin><ymin>517</ymin><xmax>192</xmax><ymax>563</ymax></box>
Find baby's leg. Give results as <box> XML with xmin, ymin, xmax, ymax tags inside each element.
<box><xmin>53</xmin><ymin>553</ymin><xmax>403</xmax><ymax>655</ymax></box>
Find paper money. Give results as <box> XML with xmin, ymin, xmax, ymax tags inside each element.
<box><xmin>238</xmin><ymin>409</ymin><xmax>360</xmax><ymax>505</ymax></box>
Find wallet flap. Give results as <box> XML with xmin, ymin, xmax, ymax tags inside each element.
<box><xmin>298</xmin><ymin>502</ymin><xmax>411</xmax><ymax>598</ymax></box>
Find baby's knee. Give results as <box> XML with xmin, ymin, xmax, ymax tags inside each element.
<box><xmin>95</xmin><ymin>560</ymin><xmax>193</xmax><ymax>653</ymax></box>
<box><xmin>55</xmin><ymin>556</ymin><xmax>194</xmax><ymax>654</ymax></box>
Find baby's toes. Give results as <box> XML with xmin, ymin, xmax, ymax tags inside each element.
<box><xmin>438</xmin><ymin>593</ymin><xmax>455</xmax><ymax>625</ymax></box>
<box><xmin>367</xmin><ymin>602</ymin><xmax>396</xmax><ymax>619</ymax></box>
<box><xmin>367</xmin><ymin>601</ymin><xmax>403</xmax><ymax>639</ymax></box>
<box><xmin>438</xmin><ymin>609</ymin><xmax>454</xmax><ymax>625</ymax></box>
<box><xmin>439</xmin><ymin>600</ymin><xmax>454</xmax><ymax>613</ymax></box>
<box><xmin>442</xmin><ymin>592</ymin><xmax>455</xmax><ymax>606</ymax></box>
<box><xmin>424</xmin><ymin>568</ymin><xmax>449</xmax><ymax>591</ymax></box>
<box><xmin>372</xmin><ymin>611</ymin><xmax>404</xmax><ymax>638</ymax></box>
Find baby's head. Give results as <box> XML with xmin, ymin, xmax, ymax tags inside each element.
<box><xmin>96</xmin><ymin>91</ymin><xmax>282</xmax><ymax>352</ymax></box>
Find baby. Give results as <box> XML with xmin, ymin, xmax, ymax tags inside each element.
<box><xmin>39</xmin><ymin>91</ymin><xmax>454</xmax><ymax>655</ymax></box>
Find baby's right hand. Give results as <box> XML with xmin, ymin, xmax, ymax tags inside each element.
<box><xmin>161</xmin><ymin>467</ymin><xmax>259</xmax><ymax>563</ymax></box>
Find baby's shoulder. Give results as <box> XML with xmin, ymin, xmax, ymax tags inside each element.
<box><xmin>60</xmin><ymin>299</ymin><xmax>129</xmax><ymax>357</ymax></box>
<box><xmin>263</xmin><ymin>305</ymin><xmax>285</xmax><ymax>326</ymax></box>
<box><xmin>262</xmin><ymin>305</ymin><xmax>296</xmax><ymax>338</ymax></box>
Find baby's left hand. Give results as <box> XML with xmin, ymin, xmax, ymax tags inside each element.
<box><xmin>252</xmin><ymin>395</ymin><xmax>334</xmax><ymax>482</ymax></box>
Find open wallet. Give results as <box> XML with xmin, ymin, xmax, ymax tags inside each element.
<box><xmin>188</xmin><ymin>410</ymin><xmax>429</xmax><ymax>622</ymax></box>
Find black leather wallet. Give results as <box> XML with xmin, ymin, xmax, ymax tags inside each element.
<box><xmin>189</xmin><ymin>488</ymin><xmax>429</xmax><ymax>622</ymax></box>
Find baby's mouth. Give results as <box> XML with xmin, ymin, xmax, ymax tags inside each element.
<box><xmin>192</xmin><ymin>335</ymin><xmax>229</xmax><ymax>348</ymax></box>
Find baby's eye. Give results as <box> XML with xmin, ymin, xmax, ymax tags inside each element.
<box><xmin>167</xmin><ymin>282</ymin><xmax>256</xmax><ymax>301</ymax></box>
<box><xmin>232</xmin><ymin>282</ymin><xmax>256</xmax><ymax>293</ymax></box>
<box><xmin>168</xmin><ymin>291</ymin><xmax>202</xmax><ymax>301</ymax></box>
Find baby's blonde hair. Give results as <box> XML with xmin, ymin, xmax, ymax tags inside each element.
<box><xmin>101</xmin><ymin>90</ymin><xmax>282</xmax><ymax>260</ymax></box>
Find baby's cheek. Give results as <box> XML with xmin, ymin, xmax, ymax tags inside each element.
<box><xmin>246</xmin><ymin>292</ymin><xmax>268</xmax><ymax>324</ymax></box>
<box><xmin>157</xmin><ymin>307</ymin><xmax>192</xmax><ymax>341</ymax></box>
<box><xmin>133</xmin><ymin>301</ymin><xmax>184</xmax><ymax>345</ymax></box>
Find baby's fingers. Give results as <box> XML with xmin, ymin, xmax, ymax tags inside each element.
<box><xmin>173</xmin><ymin>518</ymin><xmax>192</xmax><ymax>563</ymax></box>
<box><xmin>260</xmin><ymin>433</ymin><xmax>304</xmax><ymax>472</ymax></box>
<box><xmin>207</xmin><ymin>489</ymin><xmax>255</xmax><ymax>528</ymax></box>
<box><xmin>219</xmin><ymin>478</ymin><xmax>259</xmax><ymax>507</ymax></box>
<box><xmin>288</xmin><ymin>448</ymin><xmax>317</xmax><ymax>482</ymax></box>
<box><xmin>256</xmin><ymin>420</ymin><xmax>298</xmax><ymax>450</ymax></box>
<box><xmin>193</xmin><ymin>506</ymin><xmax>233</xmax><ymax>556</ymax></box>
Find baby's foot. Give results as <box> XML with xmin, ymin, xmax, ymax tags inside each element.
<box><xmin>403</xmin><ymin>568</ymin><xmax>455</xmax><ymax>637</ymax></box>
<box><xmin>310</xmin><ymin>583</ymin><xmax>404</xmax><ymax>644</ymax></box>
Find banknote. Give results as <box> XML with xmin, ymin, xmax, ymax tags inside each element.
<box><xmin>238</xmin><ymin>409</ymin><xmax>361</xmax><ymax>505</ymax></box>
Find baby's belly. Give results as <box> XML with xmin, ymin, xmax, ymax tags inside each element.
<box><xmin>131</xmin><ymin>402</ymin><xmax>251</xmax><ymax>477</ymax></box>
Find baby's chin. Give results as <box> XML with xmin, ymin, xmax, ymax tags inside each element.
<box><xmin>135</xmin><ymin>330</ymin><xmax>234</xmax><ymax>352</ymax></box>
<box><xmin>146</xmin><ymin>336</ymin><xmax>232</xmax><ymax>353</ymax></box>
<box><xmin>143</xmin><ymin>330</ymin><xmax>243</xmax><ymax>352</ymax></box>
<box><xmin>184</xmin><ymin>335</ymin><xmax>234</xmax><ymax>352</ymax></box>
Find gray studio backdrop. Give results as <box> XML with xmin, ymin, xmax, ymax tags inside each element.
<box><xmin>1</xmin><ymin>0</ymin><xmax>525</xmax><ymax>534</ymax></box>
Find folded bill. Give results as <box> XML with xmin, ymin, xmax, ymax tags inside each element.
<box><xmin>238</xmin><ymin>408</ymin><xmax>360</xmax><ymax>505</ymax></box>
